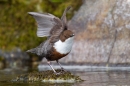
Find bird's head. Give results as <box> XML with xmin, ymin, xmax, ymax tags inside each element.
<box><xmin>60</xmin><ymin>30</ymin><xmax>74</xmax><ymax>42</ymax></box>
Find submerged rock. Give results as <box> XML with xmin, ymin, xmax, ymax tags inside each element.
<box><xmin>11</xmin><ymin>69</ymin><xmax>83</xmax><ymax>83</ymax></box>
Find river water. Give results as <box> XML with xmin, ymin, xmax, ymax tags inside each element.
<box><xmin>0</xmin><ymin>66</ymin><xmax>130</xmax><ymax>86</ymax></box>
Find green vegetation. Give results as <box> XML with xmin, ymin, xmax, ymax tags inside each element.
<box><xmin>0</xmin><ymin>0</ymin><xmax>81</xmax><ymax>51</ymax></box>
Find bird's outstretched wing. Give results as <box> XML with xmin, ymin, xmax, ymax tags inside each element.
<box><xmin>28</xmin><ymin>12</ymin><xmax>63</xmax><ymax>37</ymax></box>
<box><xmin>28</xmin><ymin>6</ymin><xmax>71</xmax><ymax>38</ymax></box>
<box><xmin>61</xmin><ymin>6</ymin><xmax>71</xmax><ymax>28</ymax></box>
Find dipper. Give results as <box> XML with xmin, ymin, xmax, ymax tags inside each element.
<box><xmin>27</xmin><ymin>6</ymin><xmax>74</xmax><ymax>74</ymax></box>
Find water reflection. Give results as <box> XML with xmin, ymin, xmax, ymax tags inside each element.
<box><xmin>1</xmin><ymin>70</ymin><xmax>130</xmax><ymax>86</ymax></box>
<box><xmin>74</xmin><ymin>71</ymin><xmax>130</xmax><ymax>86</ymax></box>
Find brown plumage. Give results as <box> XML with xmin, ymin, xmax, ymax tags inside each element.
<box><xmin>60</xmin><ymin>30</ymin><xmax>74</xmax><ymax>42</ymax></box>
<box><xmin>26</xmin><ymin>6</ymin><xmax>74</xmax><ymax>75</ymax></box>
<box><xmin>47</xmin><ymin>47</ymin><xmax>68</xmax><ymax>61</ymax></box>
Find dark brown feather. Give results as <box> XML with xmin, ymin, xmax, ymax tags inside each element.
<box><xmin>46</xmin><ymin>47</ymin><xmax>68</xmax><ymax>61</ymax></box>
<box><xmin>60</xmin><ymin>30</ymin><xmax>73</xmax><ymax>42</ymax></box>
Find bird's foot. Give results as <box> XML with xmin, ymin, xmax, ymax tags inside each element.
<box><xmin>55</xmin><ymin>68</ymin><xmax>66</xmax><ymax>75</ymax></box>
<box><xmin>54</xmin><ymin>72</ymin><xmax>62</xmax><ymax>75</ymax></box>
<box><xmin>54</xmin><ymin>69</ymin><xmax>66</xmax><ymax>75</ymax></box>
<box><xmin>60</xmin><ymin>68</ymin><xmax>66</xmax><ymax>72</ymax></box>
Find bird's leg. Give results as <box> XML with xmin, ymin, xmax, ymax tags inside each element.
<box><xmin>56</xmin><ymin>60</ymin><xmax>65</xmax><ymax>72</ymax></box>
<box><xmin>46</xmin><ymin>58</ymin><xmax>62</xmax><ymax>75</ymax></box>
<box><xmin>40</xmin><ymin>57</ymin><xmax>45</xmax><ymax>64</ymax></box>
<box><xmin>47</xmin><ymin>61</ymin><xmax>61</xmax><ymax>75</ymax></box>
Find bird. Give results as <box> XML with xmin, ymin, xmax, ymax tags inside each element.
<box><xmin>26</xmin><ymin>6</ymin><xmax>75</xmax><ymax>75</ymax></box>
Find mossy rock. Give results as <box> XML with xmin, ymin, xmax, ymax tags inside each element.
<box><xmin>11</xmin><ymin>69</ymin><xmax>83</xmax><ymax>83</ymax></box>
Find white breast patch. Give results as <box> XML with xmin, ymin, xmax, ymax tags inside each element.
<box><xmin>54</xmin><ymin>37</ymin><xmax>74</xmax><ymax>54</ymax></box>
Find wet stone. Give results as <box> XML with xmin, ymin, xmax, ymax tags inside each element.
<box><xmin>11</xmin><ymin>69</ymin><xmax>83</xmax><ymax>83</ymax></box>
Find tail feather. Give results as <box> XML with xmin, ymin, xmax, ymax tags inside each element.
<box><xmin>26</xmin><ymin>48</ymin><xmax>36</xmax><ymax>54</ymax></box>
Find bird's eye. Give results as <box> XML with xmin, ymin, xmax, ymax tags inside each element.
<box><xmin>70</xmin><ymin>34</ymin><xmax>75</xmax><ymax>37</ymax></box>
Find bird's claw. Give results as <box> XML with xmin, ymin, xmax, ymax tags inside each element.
<box><xmin>60</xmin><ymin>68</ymin><xmax>66</xmax><ymax>72</ymax></box>
<box><xmin>55</xmin><ymin>72</ymin><xmax>62</xmax><ymax>75</ymax></box>
<box><xmin>54</xmin><ymin>70</ymin><xmax>66</xmax><ymax>75</ymax></box>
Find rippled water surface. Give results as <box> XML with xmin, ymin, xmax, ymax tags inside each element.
<box><xmin>0</xmin><ymin>67</ymin><xmax>130</xmax><ymax>86</ymax></box>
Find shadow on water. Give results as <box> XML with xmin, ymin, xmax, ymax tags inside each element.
<box><xmin>1</xmin><ymin>66</ymin><xmax>130</xmax><ymax>86</ymax></box>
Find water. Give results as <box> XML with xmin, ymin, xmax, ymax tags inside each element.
<box><xmin>0</xmin><ymin>66</ymin><xmax>130</xmax><ymax>86</ymax></box>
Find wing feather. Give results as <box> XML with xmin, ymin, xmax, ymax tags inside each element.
<box><xmin>28</xmin><ymin>12</ymin><xmax>63</xmax><ymax>37</ymax></box>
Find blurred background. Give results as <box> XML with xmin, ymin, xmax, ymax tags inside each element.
<box><xmin>0</xmin><ymin>0</ymin><xmax>130</xmax><ymax>72</ymax></box>
<box><xmin>1</xmin><ymin>0</ymin><xmax>130</xmax><ymax>86</ymax></box>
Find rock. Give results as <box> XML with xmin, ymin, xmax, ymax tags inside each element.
<box><xmin>54</xmin><ymin>0</ymin><xmax>130</xmax><ymax>65</ymax></box>
<box><xmin>0</xmin><ymin>48</ymin><xmax>30</xmax><ymax>70</ymax></box>
<box><xmin>11</xmin><ymin>69</ymin><xmax>83</xmax><ymax>83</ymax></box>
